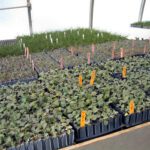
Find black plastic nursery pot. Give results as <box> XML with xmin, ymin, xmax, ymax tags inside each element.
<box><xmin>110</xmin><ymin>104</ymin><xmax>150</xmax><ymax>127</ymax></box>
<box><xmin>131</xmin><ymin>24</ymin><xmax>143</xmax><ymax>28</ymax></box>
<box><xmin>124</xmin><ymin>109</ymin><xmax>150</xmax><ymax>128</ymax></box>
<box><xmin>7</xmin><ymin>131</ymin><xmax>74</xmax><ymax>150</ymax></box>
<box><xmin>0</xmin><ymin>76</ymin><xmax>38</xmax><ymax>87</ymax></box>
<box><xmin>131</xmin><ymin>53</ymin><xmax>146</xmax><ymax>57</ymax></box>
<box><xmin>72</xmin><ymin>114</ymin><xmax>122</xmax><ymax>143</ymax></box>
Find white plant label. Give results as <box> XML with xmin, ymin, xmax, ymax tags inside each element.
<box><xmin>20</xmin><ymin>38</ymin><xmax>23</xmax><ymax>44</ymax></box>
<box><xmin>50</xmin><ymin>38</ymin><xmax>53</xmax><ymax>44</ymax></box>
<box><xmin>64</xmin><ymin>32</ymin><xmax>66</xmax><ymax>38</ymax></box>
<box><xmin>56</xmin><ymin>38</ymin><xmax>58</xmax><ymax>44</ymax></box>
<box><xmin>32</xmin><ymin>60</ymin><xmax>35</xmax><ymax>71</ymax></box>
<box><xmin>45</xmin><ymin>34</ymin><xmax>48</xmax><ymax>39</ymax></box>
<box><xmin>23</xmin><ymin>43</ymin><xmax>26</xmax><ymax>49</ymax></box>
<box><xmin>49</xmin><ymin>34</ymin><xmax>52</xmax><ymax>39</ymax></box>
<box><xmin>82</xmin><ymin>34</ymin><xmax>85</xmax><ymax>40</ymax></box>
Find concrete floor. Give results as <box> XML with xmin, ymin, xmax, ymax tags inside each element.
<box><xmin>62</xmin><ymin>123</ymin><xmax>150</xmax><ymax>150</ymax></box>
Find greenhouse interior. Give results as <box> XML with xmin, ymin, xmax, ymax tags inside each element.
<box><xmin>0</xmin><ymin>0</ymin><xmax>150</xmax><ymax>150</ymax></box>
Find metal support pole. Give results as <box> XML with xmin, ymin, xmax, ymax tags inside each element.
<box><xmin>27</xmin><ymin>0</ymin><xmax>33</xmax><ymax>35</ymax></box>
<box><xmin>138</xmin><ymin>0</ymin><xmax>146</xmax><ymax>22</ymax></box>
<box><xmin>89</xmin><ymin>0</ymin><xmax>95</xmax><ymax>29</ymax></box>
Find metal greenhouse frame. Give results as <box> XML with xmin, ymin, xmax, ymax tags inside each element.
<box><xmin>0</xmin><ymin>0</ymin><xmax>33</xmax><ymax>35</ymax></box>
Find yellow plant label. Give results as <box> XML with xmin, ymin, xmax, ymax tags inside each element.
<box><xmin>90</xmin><ymin>70</ymin><xmax>96</xmax><ymax>85</ymax></box>
<box><xmin>129</xmin><ymin>100</ymin><xmax>135</xmax><ymax>114</ymax></box>
<box><xmin>79</xmin><ymin>75</ymin><xmax>83</xmax><ymax>86</ymax></box>
<box><xmin>122</xmin><ymin>66</ymin><xmax>127</xmax><ymax>78</ymax></box>
<box><xmin>80</xmin><ymin>111</ymin><xmax>86</xmax><ymax>127</ymax></box>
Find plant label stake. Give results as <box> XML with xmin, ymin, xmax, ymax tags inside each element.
<box><xmin>120</xmin><ymin>48</ymin><xmax>125</xmax><ymax>58</ymax></box>
<box><xmin>79</xmin><ymin>75</ymin><xmax>83</xmax><ymax>87</ymax></box>
<box><xmin>92</xmin><ymin>44</ymin><xmax>95</xmax><ymax>56</ymax></box>
<box><xmin>80</xmin><ymin>111</ymin><xmax>86</xmax><ymax>127</ymax></box>
<box><xmin>132</xmin><ymin>40</ymin><xmax>135</xmax><ymax>49</ymax></box>
<box><xmin>112</xmin><ymin>49</ymin><xmax>115</xmax><ymax>59</ymax></box>
<box><xmin>24</xmin><ymin>47</ymin><xmax>27</xmax><ymax>57</ymax></box>
<box><xmin>26</xmin><ymin>47</ymin><xmax>29</xmax><ymax>59</ymax></box>
<box><xmin>122</xmin><ymin>66</ymin><xmax>127</xmax><ymax>78</ymax></box>
<box><xmin>97</xmin><ymin>33</ymin><xmax>99</xmax><ymax>37</ymax></box>
<box><xmin>23</xmin><ymin>43</ymin><xmax>26</xmax><ymax>49</ymax></box>
<box><xmin>77</xmin><ymin>31</ymin><xmax>80</xmax><ymax>36</ymax></box>
<box><xmin>82</xmin><ymin>34</ymin><xmax>85</xmax><ymax>40</ymax></box>
<box><xmin>29</xmin><ymin>54</ymin><xmax>32</xmax><ymax>63</ymax></box>
<box><xmin>87</xmin><ymin>52</ymin><xmax>91</xmax><ymax>65</ymax></box>
<box><xmin>50</xmin><ymin>38</ymin><xmax>53</xmax><ymax>44</ymax></box>
<box><xmin>45</xmin><ymin>34</ymin><xmax>48</xmax><ymax>39</ymax></box>
<box><xmin>143</xmin><ymin>45</ymin><xmax>147</xmax><ymax>54</ymax></box>
<box><xmin>49</xmin><ymin>34</ymin><xmax>52</xmax><ymax>39</ymax></box>
<box><xmin>90</xmin><ymin>70</ymin><xmax>96</xmax><ymax>85</ymax></box>
<box><xmin>64</xmin><ymin>32</ymin><xmax>66</xmax><ymax>38</ymax></box>
<box><xmin>70</xmin><ymin>47</ymin><xmax>74</xmax><ymax>56</ymax></box>
<box><xmin>112</xmin><ymin>42</ymin><xmax>116</xmax><ymax>50</ymax></box>
<box><xmin>32</xmin><ymin>60</ymin><xmax>35</xmax><ymax>71</ymax></box>
<box><xmin>60</xmin><ymin>57</ymin><xmax>64</xmax><ymax>69</ymax></box>
<box><xmin>56</xmin><ymin>38</ymin><xmax>59</xmax><ymax>44</ymax></box>
<box><xmin>129</xmin><ymin>100</ymin><xmax>135</xmax><ymax>114</ymax></box>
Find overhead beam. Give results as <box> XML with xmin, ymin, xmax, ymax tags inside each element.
<box><xmin>89</xmin><ymin>0</ymin><xmax>95</xmax><ymax>29</ymax></box>
<box><xmin>0</xmin><ymin>5</ymin><xmax>27</xmax><ymax>11</ymax></box>
<box><xmin>138</xmin><ymin>0</ymin><xmax>146</xmax><ymax>22</ymax></box>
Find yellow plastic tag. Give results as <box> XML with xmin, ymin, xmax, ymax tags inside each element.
<box><xmin>90</xmin><ymin>70</ymin><xmax>96</xmax><ymax>85</ymax></box>
<box><xmin>129</xmin><ymin>100</ymin><xmax>135</xmax><ymax>114</ymax></box>
<box><xmin>79</xmin><ymin>75</ymin><xmax>83</xmax><ymax>86</ymax></box>
<box><xmin>122</xmin><ymin>66</ymin><xmax>127</xmax><ymax>78</ymax></box>
<box><xmin>80</xmin><ymin>111</ymin><xmax>86</xmax><ymax>127</ymax></box>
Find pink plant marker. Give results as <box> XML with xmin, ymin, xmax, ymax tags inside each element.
<box><xmin>92</xmin><ymin>44</ymin><xmax>95</xmax><ymax>56</ymax></box>
<box><xmin>143</xmin><ymin>45</ymin><xmax>147</xmax><ymax>54</ymax></box>
<box><xmin>132</xmin><ymin>40</ymin><xmax>135</xmax><ymax>50</ymax></box>
<box><xmin>60</xmin><ymin>57</ymin><xmax>64</xmax><ymax>69</ymax></box>
<box><xmin>26</xmin><ymin>47</ymin><xmax>29</xmax><ymax>59</ymax></box>
<box><xmin>112</xmin><ymin>42</ymin><xmax>116</xmax><ymax>50</ymax></box>
<box><xmin>71</xmin><ymin>47</ymin><xmax>74</xmax><ymax>56</ymax></box>
<box><xmin>120</xmin><ymin>48</ymin><xmax>124</xmax><ymax>58</ymax></box>
<box><xmin>112</xmin><ymin>49</ymin><xmax>115</xmax><ymax>59</ymax></box>
<box><xmin>87</xmin><ymin>52</ymin><xmax>91</xmax><ymax>65</ymax></box>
